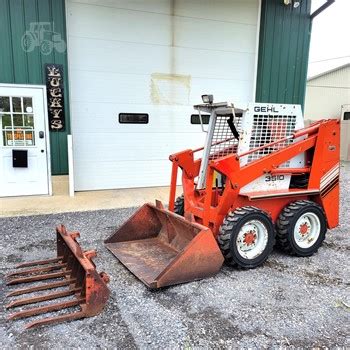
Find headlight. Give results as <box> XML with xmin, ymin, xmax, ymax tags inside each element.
<box><xmin>201</xmin><ymin>94</ymin><xmax>213</xmax><ymax>104</ymax></box>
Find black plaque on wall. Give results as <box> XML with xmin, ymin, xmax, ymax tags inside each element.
<box><xmin>45</xmin><ymin>64</ymin><xmax>65</xmax><ymax>131</ymax></box>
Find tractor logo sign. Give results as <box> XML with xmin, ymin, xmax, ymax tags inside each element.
<box><xmin>21</xmin><ymin>22</ymin><xmax>66</xmax><ymax>55</ymax></box>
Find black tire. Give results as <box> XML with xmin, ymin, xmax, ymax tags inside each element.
<box><xmin>276</xmin><ymin>200</ymin><xmax>327</xmax><ymax>256</ymax></box>
<box><xmin>218</xmin><ymin>206</ymin><xmax>275</xmax><ymax>268</ymax></box>
<box><xmin>174</xmin><ymin>194</ymin><xmax>184</xmax><ymax>216</ymax></box>
<box><xmin>290</xmin><ymin>174</ymin><xmax>309</xmax><ymax>189</ymax></box>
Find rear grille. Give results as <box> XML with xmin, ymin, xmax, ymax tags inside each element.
<box><xmin>247</xmin><ymin>114</ymin><xmax>296</xmax><ymax>166</ymax></box>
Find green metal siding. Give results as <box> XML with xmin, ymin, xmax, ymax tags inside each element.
<box><xmin>0</xmin><ymin>0</ymin><xmax>70</xmax><ymax>175</ymax></box>
<box><xmin>256</xmin><ymin>0</ymin><xmax>312</xmax><ymax>108</ymax></box>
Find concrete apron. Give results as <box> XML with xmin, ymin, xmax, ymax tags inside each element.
<box><xmin>0</xmin><ymin>176</ymin><xmax>182</xmax><ymax>217</ymax></box>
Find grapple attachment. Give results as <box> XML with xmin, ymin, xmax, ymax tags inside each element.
<box><xmin>104</xmin><ymin>202</ymin><xmax>224</xmax><ymax>288</ymax></box>
<box><xmin>6</xmin><ymin>225</ymin><xmax>110</xmax><ymax>329</ymax></box>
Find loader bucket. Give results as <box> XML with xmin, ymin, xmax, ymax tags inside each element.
<box><xmin>104</xmin><ymin>202</ymin><xmax>224</xmax><ymax>288</ymax></box>
<box><xmin>6</xmin><ymin>225</ymin><xmax>110</xmax><ymax>329</ymax></box>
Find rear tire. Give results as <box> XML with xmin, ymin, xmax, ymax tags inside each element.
<box><xmin>174</xmin><ymin>194</ymin><xmax>184</xmax><ymax>216</ymax></box>
<box><xmin>218</xmin><ymin>207</ymin><xmax>275</xmax><ymax>268</ymax></box>
<box><xmin>290</xmin><ymin>174</ymin><xmax>309</xmax><ymax>189</ymax></box>
<box><xmin>276</xmin><ymin>200</ymin><xmax>327</xmax><ymax>256</ymax></box>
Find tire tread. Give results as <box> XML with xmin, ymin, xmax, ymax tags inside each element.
<box><xmin>218</xmin><ymin>206</ymin><xmax>275</xmax><ymax>268</ymax></box>
<box><xmin>276</xmin><ymin>200</ymin><xmax>326</xmax><ymax>256</ymax></box>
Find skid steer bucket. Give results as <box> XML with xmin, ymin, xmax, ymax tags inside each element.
<box><xmin>6</xmin><ymin>225</ymin><xmax>110</xmax><ymax>329</ymax></box>
<box><xmin>104</xmin><ymin>202</ymin><xmax>224</xmax><ymax>288</ymax></box>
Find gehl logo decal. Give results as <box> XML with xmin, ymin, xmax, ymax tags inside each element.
<box><xmin>254</xmin><ymin>106</ymin><xmax>279</xmax><ymax>113</ymax></box>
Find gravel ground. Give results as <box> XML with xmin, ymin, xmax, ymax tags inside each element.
<box><xmin>1</xmin><ymin>163</ymin><xmax>349</xmax><ymax>349</ymax></box>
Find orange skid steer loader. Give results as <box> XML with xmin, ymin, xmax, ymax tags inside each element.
<box><xmin>104</xmin><ymin>96</ymin><xmax>340</xmax><ymax>288</ymax></box>
<box><xmin>6</xmin><ymin>96</ymin><xmax>340</xmax><ymax>327</ymax></box>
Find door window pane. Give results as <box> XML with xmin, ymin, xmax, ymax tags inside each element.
<box><xmin>13</xmin><ymin>130</ymin><xmax>25</xmax><ymax>145</ymax></box>
<box><xmin>24</xmin><ymin>115</ymin><xmax>34</xmax><ymax>127</ymax></box>
<box><xmin>23</xmin><ymin>97</ymin><xmax>33</xmax><ymax>113</ymax></box>
<box><xmin>1</xmin><ymin>114</ymin><xmax>12</xmax><ymax>127</ymax></box>
<box><xmin>13</xmin><ymin>115</ymin><xmax>24</xmax><ymax>126</ymax></box>
<box><xmin>12</xmin><ymin>97</ymin><xmax>22</xmax><ymax>112</ymax></box>
<box><xmin>0</xmin><ymin>97</ymin><xmax>10</xmax><ymax>112</ymax></box>
<box><xmin>2</xmin><ymin>130</ymin><xmax>9</xmax><ymax>145</ymax></box>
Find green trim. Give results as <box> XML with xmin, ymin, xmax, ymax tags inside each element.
<box><xmin>256</xmin><ymin>0</ymin><xmax>312</xmax><ymax>109</ymax></box>
<box><xmin>0</xmin><ymin>0</ymin><xmax>70</xmax><ymax>175</ymax></box>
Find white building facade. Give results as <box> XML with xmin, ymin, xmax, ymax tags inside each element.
<box><xmin>304</xmin><ymin>63</ymin><xmax>350</xmax><ymax>160</ymax></box>
<box><xmin>304</xmin><ymin>63</ymin><xmax>350</xmax><ymax>120</ymax></box>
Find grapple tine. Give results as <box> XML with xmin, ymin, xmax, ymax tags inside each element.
<box><xmin>6</xmin><ymin>278</ymin><xmax>77</xmax><ymax>297</ymax></box>
<box><xmin>6</xmin><ymin>225</ymin><xmax>110</xmax><ymax>328</ymax></box>
<box><xmin>8</xmin><ymin>297</ymin><xmax>85</xmax><ymax>320</ymax></box>
<box><xmin>25</xmin><ymin>311</ymin><xmax>86</xmax><ymax>329</ymax></box>
<box><xmin>7</xmin><ymin>263</ymin><xmax>68</xmax><ymax>277</ymax></box>
<box><xmin>15</xmin><ymin>257</ymin><xmax>64</xmax><ymax>268</ymax></box>
<box><xmin>6</xmin><ymin>287</ymin><xmax>82</xmax><ymax>309</ymax></box>
<box><xmin>7</xmin><ymin>270</ymin><xmax>72</xmax><ymax>285</ymax></box>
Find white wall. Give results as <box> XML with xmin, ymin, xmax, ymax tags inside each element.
<box><xmin>304</xmin><ymin>64</ymin><xmax>350</xmax><ymax>161</ymax></box>
<box><xmin>304</xmin><ymin>65</ymin><xmax>350</xmax><ymax>121</ymax></box>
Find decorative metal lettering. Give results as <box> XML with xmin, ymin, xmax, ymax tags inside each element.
<box><xmin>45</xmin><ymin>64</ymin><xmax>65</xmax><ymax>131</ymax></box>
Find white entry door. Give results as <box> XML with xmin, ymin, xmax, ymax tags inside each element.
<box><xmin>0</xmin><ymin>85</ymin><xmax>51</xmax><ymax>197</ymax></box>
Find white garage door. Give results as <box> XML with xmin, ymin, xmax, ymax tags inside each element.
<box><xmin>66</xmin><ymin>0</ymin><xmax>260</xmax><ymax>190</ymax></box>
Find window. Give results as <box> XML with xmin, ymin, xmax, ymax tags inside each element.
<box><xmin>191</xmin><ymin>114</ymin><xmax>210</xmax><ymax>124</ymax></box>
<box><xmin>119</xmin><ymin>113</ymin><xmax>149</xmax><ymax>124</ymax></box>
<box><xmin>343</xmin><ymin>112</ymin><xmax>350</xmax><ymax>121</ymax></box>
<box><xmin>0</xmin><ymin>96</ymin><xmax>35</xmax><ymax>146</ymax></box>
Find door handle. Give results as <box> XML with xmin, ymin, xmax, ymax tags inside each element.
<box><xmin>39</xmin><ymin>131</ymin><xmax>45</xmax><ymax>139</ymax></box>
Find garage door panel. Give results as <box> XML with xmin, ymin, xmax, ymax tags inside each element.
<box><xmin>69</xmin><ymin>37</ymin><xmax>254</xmax><ymax>81</ymax></box>
<box><xmin>72</xmin><ymin>132</ymin><xmax>205</xmax><ymax>161</ymax></box>
<box><xmin>175</xmin><ymin>0</ymin><xmax>259</xmax><ymax>25</ymax></box>
<box><xmin>69</xmin><ymin>71</ymin><xmax>151</xmax><ymax>104</ymax></box>
<box><xmin>70</xmin><ymin>71</ymin><xmax>252</xmax><ymax>106</ymax></box>
<box><xmin>71</xmin><ymin>102</ymin><xmax>207</xmax><ymax>133</ymax></box>
<box><xmin>69</xmin><ymin>0</ymin><xmax>259</xmax><ymax>25</ymax></box>
<box><xmin>190</xmin><ymin>78</ymin><xmax>253</xmax><ymax>105</ymax></box>
<box><xmin>69</xmin><ymin>37</ymin><xmax>171</xmax><ymax>76</ymax></box>
<box><xmin>174</xmin><ymin>47</ymin><xmax>255</xmax><ymax>80</ymax></box>
<box><xmin>69</xmin><ymin>0</ymin><xmax>172</xmax><ymax>15</ymax></box>
<box><xmin>68</xmin><ymin>2</ymin><xmax>171</xmax><ymax>45</ymax></box>
<box><xmin>74</xmin><ymin>160</ymin><xmax>173</xmax><ymax>190</ymax></box>
<box><xmin>173</xmin><ymin>16</ymin><xmax>257</xmax><ymax>53</ymax></box>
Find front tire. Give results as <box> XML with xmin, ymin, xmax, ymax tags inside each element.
<box><xmin>218</xmin><ymin>206</ymin><xmax>275</xmax><ymax>268</ymax></box>
<box><xmin>276</xmin><ymin>200</ymin><xmax>327</xmax><ymax>256</ymax></box>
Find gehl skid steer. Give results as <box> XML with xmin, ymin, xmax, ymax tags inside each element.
<box><xmin>6</xmin><ymin>95</ymin><xmax>340</xmax><ymax>328</ymax></box>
